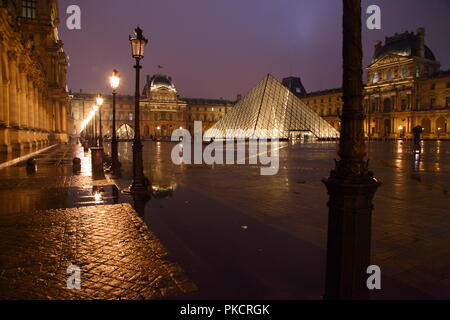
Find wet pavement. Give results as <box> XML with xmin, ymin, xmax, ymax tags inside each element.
<box><xmin>0</xmin><ymin>144</ymin><xmax>196</xmax><ymax>299</ymax></box>
<box><xmin>111</xmin><ymin>140</ymin><xmax>449</xmax><ymax>299</ymax></box>
<box><xmin>0</xmin><ymin>140</ymin><xmax>449</xmax><ymax>299</ymax></box>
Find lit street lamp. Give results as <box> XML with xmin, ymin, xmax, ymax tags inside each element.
<box><xmin>110</xmin><ymin>69</ymin><xmax>121</xmax><ymax>176</ymax></box>
<box><xmin>129</xmin><ymin>26</ymin><xmax>149</xmax><ymax>193</ymax></box>
<box><xmin>96</xmin><ymin>94</ymin><xmax>104</xmax><ymax>147</ymax></box>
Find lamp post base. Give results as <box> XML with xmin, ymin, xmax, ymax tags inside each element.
<box><xmin>322</xmin><ymin>173</ymin><xmax>381</xmax><ymax>300</ymax></box>
<box><xmin>123</xmin><ymin>140</ymin><xmax>150</xmax><ymax>195</ymax></box>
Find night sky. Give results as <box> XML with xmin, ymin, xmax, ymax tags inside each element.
<box><xmin>58</xmin><ymin>0</ymin><xmax>450</xmax><ymax>100</ymax></box>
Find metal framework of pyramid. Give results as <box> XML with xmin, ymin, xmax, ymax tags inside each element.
<box><xmin>204</xmin><ymin>74</ymin><xmax>339</xmax><ymax>140</ymax></box>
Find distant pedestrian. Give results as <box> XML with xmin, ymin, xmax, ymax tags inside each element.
<box><xmin>412</xmin><ymin>126</ymin><xmax>422</xmax><ymax>146</ymax></box>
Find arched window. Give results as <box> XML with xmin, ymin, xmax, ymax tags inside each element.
<box><xmin>436</xmin><ymin>117</ymin><xmax>447</xmax><ymax>134</ymax></box>
<box><xmin>421</xmin><ymin>118</ymin><xmax>431</xmax><ymax>133</ymax></box>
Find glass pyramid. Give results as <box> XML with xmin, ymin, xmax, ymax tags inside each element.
<box><xmin>204</xmin><ymin>74</ymin><xmax>339</xmax><ymax>140</ymax></box>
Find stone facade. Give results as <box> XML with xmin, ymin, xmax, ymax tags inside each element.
<box><xmin>70</xmin><ymin>74</ymin><xmax>234</xmax><ymax>139</ymax></box>
<box><xmin>300</xmin><ymin>28</ymin><xmax>450</xmax><ymax>139</ymax></box>
<box><xmin>0</xmin><ymin>0</ymin><xmax>69</xmax><ymax>153</ymax></box>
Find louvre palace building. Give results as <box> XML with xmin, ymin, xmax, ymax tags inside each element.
<box><xmin>0</xmin><ymin>0</ymin><xmax>69</xmax><ymax>153</ymax></box>
<box><xmin>70</xmin><ymin>74</ymin><xmax>234</xmax><ymax>140</ymax></box>
<box><xmin>72</xmin><ymin>28</ymin><xmax>449</xmax><ymax>142</ymax></box>
<box><xmin>300</xmin><ymin>28</ymin><xmax>450</xmax><ymax>139</ymax></box>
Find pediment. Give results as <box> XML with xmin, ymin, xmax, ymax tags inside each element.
<box><xmin>369</xmin><ymin>54</ymin><xmax>412</xmax><ymax>69</ymax></box>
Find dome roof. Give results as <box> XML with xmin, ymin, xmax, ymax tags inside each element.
<box><xmin>150</xmin><ymin>74</ymin><xmax>174</xmax><ymax>89</ymax></box>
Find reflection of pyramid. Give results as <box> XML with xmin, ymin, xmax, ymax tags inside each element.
<box><xmin>205</xmin><ymin>74</ymin><xmax>339</xmax><ymax>140</ymax></box>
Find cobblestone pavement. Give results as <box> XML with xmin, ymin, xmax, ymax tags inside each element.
<box><xmin>0</xmin><ymin>144</ymin><xmax>197</xmax><ymax>299</ymax></box>
<box><xmin>0</xmin><ymin>204</ymin><xmax>196</xmax><ymax>300</ymax></box>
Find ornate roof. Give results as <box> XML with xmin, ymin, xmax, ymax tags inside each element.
<box><xmin>373</xmin><ymin>30</ymin><xmax>436</xmax><ymax>62</ymax></box>
<box><xmin>151</xmin><ymin>74</ymin><xmax>174</xmax><ymax>89</ymax></box>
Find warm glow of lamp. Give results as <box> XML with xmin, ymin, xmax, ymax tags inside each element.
<box><xmin>157</xmin><ymin>126</ymin><xmax>161</xmax><ymax>130</ymax></box>
<box><xmin>110</xmin><ymin>69</ymin><xmax>120</xmax><ymax>91</ymax></box>
<box><xmin>438</xmin><ymin>127</ymin><xmax>442</xmax><ymax>131</ymax></box>
<box><xmin>96</xmin><ymin>95</ymin><xmax>104</xmax><ymax>106</ymax></box>
<box><xmin>398</xmin><ymin>125</ymin><xmax>403</xmax><ymax>130</ymax></box>
<box><xmin>93</xmin><ymin>105</ymin><xmax>99</xmax><ymax>112</ymax></box>
<box><xmin>129</xmin><ymin>27</ymin><xmax>148</xmax><ymax>59</ymax></box>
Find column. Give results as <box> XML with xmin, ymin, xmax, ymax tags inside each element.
<box><xmin>34</xmin><ymin>88</ymin><xmax>38</xmax><ymax>130</ymax></box>
<box><xmin>51</xmin><ymin>99</ymin><xmax>56</xmax><ymax>132</ymax></box>
<box><xmin>39</xmin><ymin>90</ymin><xmax>44</xmax><ymax>130</ymax></box>
<box><xmin>19</xmin><ymin>64</ymin><xmax>28</xmax><ymax>128</ymax></box>
<box><xmin>27</xmin><ymin>77</ymin><xmax>34</xmax><ymax>129</ymax></box>
<box><xmin>7</xmin><ymin>51</ymin><xmax>18</xmax><ymax>127</ymax></box>
<box><xmin>0</xmin><ymin>40</ymin><xmax>9</xmax><ymax>126</ymax></box>
<box><xmin>0</xmin><ymin>45</ymin><xmax>3</xmax><ymax>124</ymax></box>
<box><xmin>44</xmin><ymin>96</ymin><xmax>49</xmax><ymax>131</ymax></box>
<box><xmin>55</xmin><ymin>100</ymin><xmax>61</xmax><ymax>132</ymax></box>
<box><xmin>62</xmin><ymin>102</ymin><xmax>67</xmax><ymax>133</ymax></box>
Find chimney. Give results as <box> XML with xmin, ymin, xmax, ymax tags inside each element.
<box><xmin>236</xmin><ymin>94</ymin><xmax>242</xmax><ymax>101</ymax></box>
<box><xmin>374</xmin><ymin>40</ymin><xmax>382</xmax><ymax>54</ymax></box>
<box><xmin>416</xmin><ymin>27</ymin><xmax>425</xmax><ymax>58</ymax></box>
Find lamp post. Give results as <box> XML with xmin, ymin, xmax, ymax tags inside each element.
<box><xmin>322</xmin><ymin>0</ymin><xmax>381</xmax><ymax>300</ymax></box>
<box><xmin>110</xmin><ymin>69</ymin><xmax>121</xmax><ymax>176</ymax></box>
<box><xmin>96</xmin><ymin>95</ymin><xmax>104</xmax><ymax>147</ymax></box>
<box><xmin>93</xmin><ymin>105</ymin><xmax>99</xmax><ymax>146</ymax></box>
<box><xmin>129</xmin><ymin>27</ymin><xmax>149</xmax><ymax>193</ymax></box>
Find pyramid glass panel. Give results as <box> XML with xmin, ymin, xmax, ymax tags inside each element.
<box><xmin>204</xmin><ymin>74</ymin><xmax>340</xmax><ymax>140</ymax></box>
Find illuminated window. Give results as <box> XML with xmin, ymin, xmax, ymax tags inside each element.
<box><xmin>372</xmin><ymin>72</ymin><xmax>379</xmax><ymax>83</ymax></box>
<box><xmin>22</xmin><ymin>0</ymin><xmax>36</xmax><ymax>19</ymax></box>
<box><xmin>401</xmin><ymin>67</ymin><xmax>408</xmax><ymax>79</ymax></box>
<box><xmin>386</xmin><ymin>70</ymin><xmax>392</xmax><ymax>81</ymax></box>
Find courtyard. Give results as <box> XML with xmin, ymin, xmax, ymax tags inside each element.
<box><xmin>0</xmin><ymin>140</ymin><xmax>448</xmax><ymax>299</ymax></box>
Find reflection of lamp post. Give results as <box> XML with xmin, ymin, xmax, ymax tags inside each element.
<box><xmin>129</xmin><ymin>27</ymin><xmax>149</xmax><ymax>193</ymax></box>
<box><xmin>110</xmin><ymin>69</ymin><xmax>121</xmax><ymax>175</ymax></box>
<box><xmin>96</xmin><ymin>95</ymin><xmax>104</xmax><ymax>147</ymax></box>
<box><xmin>323</xmin><ymin>0</ymin><xmax>380</xmax><ymax>300</ymax></box>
